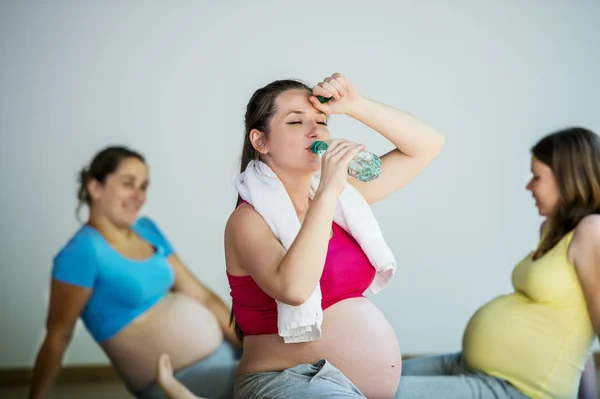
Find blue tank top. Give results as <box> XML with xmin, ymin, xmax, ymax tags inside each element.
<box><xmin>51</xmin><ymin>216</ymin><xmax>176</xmax><ymax>342</ymax></box>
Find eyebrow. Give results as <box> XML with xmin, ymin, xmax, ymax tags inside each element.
<box><xmin>285</xmin><ymin>110</ymin><xmax>327</xmax><ymax>117</ymax></box>
<box><xmin>119</xmin><ymin>174</ymin><xmax>149</xmax><ymax>183</ymax></box>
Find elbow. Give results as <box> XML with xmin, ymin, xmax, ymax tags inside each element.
<box><xmin>423</xmin><ymin>134</ymin><xmax>445</xmax><ymax>162</ymax></box>
<box><xmin>437</xmin><ymin>134</ymin><xmax>446</xmax><ymax>149</ymax></box>
<box><xmin>280</xmin><ymin>296</ymin><xmax>307</xmax><ymax>307</ymax></box>
<box><xmin>45</xmin><ymin>328</ymin><xmax>74</xmax><ymax>346</ymax></box>
<box><xmin>271</xmin><ymin>266</ymin><xmax>318</xmax><ymax>306</ymax></box>
<box><xmin>432</xmin><ymin>134</ymin><xmax>445</xmax><ymax>155</ymax></box>
<box><xmin>279</xmin><ymin>286</ymin><xmax>314</xmax><ymax>307</ymax></box>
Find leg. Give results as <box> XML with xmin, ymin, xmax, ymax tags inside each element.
<box><xmin>402</xmin><ymin>352</ymin><xmax>464</xmax><ymax>376</ymax></box>
<box><xmin>157</xmin><ymin>354</ymin><xmax>205</xmax><ymax>399</ymax></box>
<box><xmin>173</xmin><ymin>343</ymin><xmax>239</xmax><ymax>399</ymax></box>
<box><xmin>136</xmin><ymin>342</ymin><xmax>239</xmax><ymax>399</ymax></box>
<box><xmin>395</xmin><ymin>375</ymin><xmax>530</xmax><ymax>399</ymax></box>
<box><xmin>396</xmin><ymin>353</ymin><xmax>530</xmax><ymax>399</ymax></box>
<box><xmin>578</xmin><ymin>354</ymin><xmax>597</xmax><ymax>399</ymax></box>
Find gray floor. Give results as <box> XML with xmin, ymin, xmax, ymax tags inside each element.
<box><xmin>3</xmin><ymin>379</ymin><xmax>600</xmax><ymax>398</ymax></box>
<box><xmin>0</xmin><ymin>383</ymin><xmax>134</xmax><ymax>398</ymax></box>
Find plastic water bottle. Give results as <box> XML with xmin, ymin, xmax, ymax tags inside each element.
<box><xmin>310</xmin><ymin>140</ymin><xmax>382</xmax><ymax>182</ymax></box>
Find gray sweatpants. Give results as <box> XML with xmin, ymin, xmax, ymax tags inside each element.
<box><xmin>234</xmin><ymin>359</ymin><xmax>366</xmax><ymax>399</ymax></box>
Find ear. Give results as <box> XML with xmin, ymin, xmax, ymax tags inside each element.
<box><xmin>249</xmin><ymin>129</ymin><xmax>269</xmax><ymax>155</ymax></box>
<box><xmin>87</xmin><ymin>179</ymin><xmax>103</xmax><ymax>202</ymax></box>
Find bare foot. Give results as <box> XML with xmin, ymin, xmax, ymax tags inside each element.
<box><xmin>157</xmin><ymin>353</ymin><xmax>204</xmax><ymax>399</ymax></box>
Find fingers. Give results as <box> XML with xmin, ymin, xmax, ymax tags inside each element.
<box><xmin>340</xmin><ymin>143</ymin><xmax>364</xmax><ymax>165</ymax></box>
<box><xmin>324</xmin><ymin>77</ymin><xmax>346</xmax><ymax>98</ymax></box>
<box><xmin>312</xmin><ymin>84</ymin><xmax>333</xmax><ymax>100</ymax></box>
<box><xmin>331</xmin><ymin>73</ymin><xmax>347</xmax><ymax>87</ymax></box>
<box><xmin>313</xmin><ymin>73</ymin><xmax>347</xmax><ymax>101</ymax></box>
<box><xmin>309</xmin><ymin>95</ymin><xmax>329</xmax><ymax>113</ymax></box>
<box><xmin>323</xmin><ymin>139</ymin><xmax>350</xmax><ymax>155</ymax></box>
<box><xmin>159</xmin><ymin>353</ymin><xmax>172</xmax><ymax>372</ymax></box>
<box><xmin>321</xmin><ymin>82</ymin><xmax>341</xmax><ymax>100</ymax></box>
<box><xmin>324</xmin><ymin>140</ymin><xmax>364</xmax><ymax>165</ymax></box>
<box><xmin>325</xmin><ymin>144</ymin><xmax>355</xmax><ymax>163</ymax></box>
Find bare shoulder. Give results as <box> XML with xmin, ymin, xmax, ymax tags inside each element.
<box><xmin>225</xmin><ymin>203</ymin><xmax>270</xmax><ymax>241</ymax></box>
<box><xmin>571</xmin><ymin>214</ymin><xmax>600</xmax><ymax>268</ymax></box>
<box><xmin>224</xmin><ymin>203</ymin><xmax>282</xmax><ymax>274</ymax></box>
<box><xmin>573</xmin><ymin>214</ymin><xmax>600</xmax><ymax>243</ymax></box>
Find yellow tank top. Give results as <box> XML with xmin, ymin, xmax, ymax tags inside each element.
<box><xmin>462</xmin><ymin>231</ymin><xmax>594</xmax><ymax>399</ymax></box>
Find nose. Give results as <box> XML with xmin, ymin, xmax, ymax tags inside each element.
<box><xmin>133</xmin><ymin>187</ymin><xmax>146</xmax><ymax>202</ymax></box>
<box><xmin>307</xmin><ymin>121</ymin><xmax>320</xmax><ymax>139</ymax></box>
<box><xmin>525</xmin><ymin>180</ymin><xmax>532</xmax><ymax>191</ymax></box>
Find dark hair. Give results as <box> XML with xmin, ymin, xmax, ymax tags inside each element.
<box><xmin>229</xmin><ymin>79</ymin><xmax>313</xmax><ymax>342</ymax></box>
<box><xmin>236</xmin><ymin>79</ymin><xmax>313</xmax><ymax>206</ymax></box>
<box><xmin>532</xmin><ymin>127</ymin><xmax>600</xmax><ymax>259</ymax></box>
<box><xmin>76</xmin><ymin>146</ymin><xmax>145</xmax><ymax>221</ymax></box>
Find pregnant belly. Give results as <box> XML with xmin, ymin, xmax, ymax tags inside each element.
<box><xmin>239</xmin><ymin>297</ymin><xmax>402</xmax><ymax>399</ymax></box>
<box><xmin>463</xmin><ymin>293</ymin><xmax>582</xmax><ymax>379</ymax></box>
<box><xmin>101</xmin><ymin>292</ymin><xmax>223</xmax><ymax>391</ymax></box>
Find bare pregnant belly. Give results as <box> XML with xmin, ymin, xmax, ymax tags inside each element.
<box><xmin>238</xmin><ymin>297</ymin><xmax>402</xmax><ymax>399</ymax></box>
<box><xmin>100</xmin><ymin>292</ymin><xmax>223</xmax><ymax>391</ymax></box>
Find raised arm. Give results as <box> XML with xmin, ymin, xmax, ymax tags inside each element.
<box><xmin>310</xmin><ymin>73</ymin><xmax>445</xmax><ymax>205</ymax></box>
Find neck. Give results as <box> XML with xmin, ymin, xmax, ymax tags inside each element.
<box><xmin>88</xmin><ymin>210</ymin><xmax>133</xmax><ymax>246</ymax></box>
<box><xmin>268</xmin><ymin>162</ymin><xmax>313</xmax><ymax>222</ymax></box>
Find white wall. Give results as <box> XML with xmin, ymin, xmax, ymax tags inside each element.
<box><xmin>1</xmin><ymin>1</ymin><xmax>599</xmax><ymax>367</ymax></box>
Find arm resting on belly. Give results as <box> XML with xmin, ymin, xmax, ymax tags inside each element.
<box><xmin>168</xmin><ymin>254</ymin><xmax>242</xmax><ymax>348</ymax></box>
<box><xmin>204</xmin><ymin>291</ymin><xmax>242</xmax><ymax>348</ymax></box>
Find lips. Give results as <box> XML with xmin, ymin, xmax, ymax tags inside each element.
<box><xmin>124</xmin><ymin>205</ymin><xmax>141</xmax><ymax>212</ymax></box>
<box><xmin>306</xmin><ymin>140</ymin><xmax>320</xmax><ymax>151</ymax></box>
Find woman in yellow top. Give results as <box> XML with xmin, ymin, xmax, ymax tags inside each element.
<box><xmin>396</xmin><ymin>127</ymin><xmax>600</xmax><ymax>399</ymax></box>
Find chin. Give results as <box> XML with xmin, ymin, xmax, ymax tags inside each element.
<box><xmin>122</xmin><ymin>214</ymin><xmax>139</xmax><ymax>226</ymax></box>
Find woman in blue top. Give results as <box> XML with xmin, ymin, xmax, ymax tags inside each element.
<box><xmin>29</xmin><ymin>146</ymin><xmax>241</xmax><ymax>399</ymax></box>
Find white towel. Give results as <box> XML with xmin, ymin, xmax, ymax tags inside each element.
<box><xmin>235</xmin><ymin>160</ymin><xmax>396</xmax><ymax>343</ymax></box>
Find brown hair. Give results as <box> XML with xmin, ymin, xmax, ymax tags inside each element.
<box><xmin>230</xmin><ymin>79</ymin><xmax>312</xmax><ymax>342</ymax></box>
<box><xmin>76</xmin><ymin>146</ymin><xmax>145</xmax><ymax>221</ymax></box>
<box><xmin>532</xmin><ymin>127</ymin><xmax>600</xmax><ymax>259</ymax></box>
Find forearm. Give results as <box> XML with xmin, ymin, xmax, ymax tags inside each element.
<box><xmin>205</xmin><ymin>293</ymin><xmax>241</xmax><ymax>347</ymax></box>
<box><xmin>29</xmin><ymin>337</ymin><xmax>68</xmax><ymax>399</ymax></box>
<box><xmin>347</xmin><ymin>97</ymin><xmax>444</xmax><ymax>159</ymax></box>
<box><xmin>276</xmin><ymin>190</ymin><xmax>338</xmax><ymax>302</ymax></box>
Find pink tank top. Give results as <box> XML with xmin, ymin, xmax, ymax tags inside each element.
<box><xmin>227</xmin><ymin>210</ymin><xmax>376</xmax><ymax>336</ymax></box>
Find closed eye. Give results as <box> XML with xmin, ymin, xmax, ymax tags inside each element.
<box><xmin>286</xmin><ymin>121</ymin><xmax>327</xmax><ymax>126</ymax></box>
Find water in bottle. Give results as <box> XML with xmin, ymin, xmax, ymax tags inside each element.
<box><xmin>310</xmin><ymin>140</ymin><xmax>382</xmax><ymax>182</ymax></box>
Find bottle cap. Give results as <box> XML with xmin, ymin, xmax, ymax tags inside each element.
<box><xmin>310</xmin><ymin>140</ymin><xmax>329</xmax><ymax>155</ymax></box>
<box><xmin>317</xmin><ymin>96</ymin><xmax>332</xmax><ymax>104</ymax></box>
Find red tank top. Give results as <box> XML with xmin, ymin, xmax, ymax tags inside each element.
<box><xmin>227</xmin><ymin>211</ymin><xmax>376</xmax><ymax>336</ymax></box>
